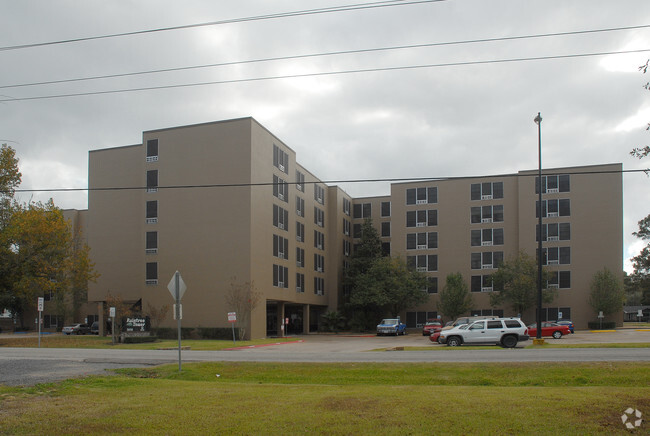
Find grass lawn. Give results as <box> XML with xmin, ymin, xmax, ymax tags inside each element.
<box><xmin>1</xmin><ymin>361</ymin><xmax>648</xmax><ymax>434</ymax></box>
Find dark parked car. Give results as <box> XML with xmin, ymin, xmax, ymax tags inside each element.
<box><xmin>90</xmin><ymin>321</ymin><xmax>99</xmax><ymax>335</ymax></box>
<box><xmin>62</xmin><ymin>323</ymin><xmax>91</xmax><ymax>335</ymax></box>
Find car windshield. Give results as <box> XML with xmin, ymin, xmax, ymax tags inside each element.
<box><xmin>458</xmin><ymin>325</ymin><xmax>469</xmax><ymax>330</ymax></box>
<box><xmin>381</xmin><ymin>319</ymin><xmax>398</xmax><ymax>325</ymax></box>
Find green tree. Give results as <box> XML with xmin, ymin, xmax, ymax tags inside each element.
<box><xmin>437</xmin><ymin>273</ymin><xmax>473</xmax><ymax>321</ymax></box>
<box><xmin>345</xmin><ymin>219</ymin><xmax>428</xmax><ymax>329</ymax></box>
<box><xmin>588</xmin><ymin>268</ymin><xmax>625</xmax><ymax>318</ymax></box>
<box><xmin>0</xmin><ymin>144</ymin><xmax>22</xmax><ymax>315</ymax></box>
<box><xmin>630</xmin><ymin>60</ymin><xmax>650</xmax><ymax>159</ymax></box>
<box><xmin>321</xmin><ymin>310</ymin><xmax>346</xmax><ymax>333</ymax></box>
<box><xmin>489</xmin><ymin>251</ymin><xmax>555</xmax><ymax>315</ymax></box>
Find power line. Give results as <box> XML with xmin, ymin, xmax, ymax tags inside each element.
<box><xmin>1</xmin><ymin>48</ymin><xmax>648</xmax><ymax>103</ymax></box>
<box><xmin>9</xmin><ymin>168</ymin><xmax>647</xmax><ymax>194</ymax></box>
<box><xmin>3</xmin><ymin>24</ymin><xmax>649</xmax><ymax>90</ymax></box>
<box><xmin>0</xmin><ymin>0</ymin><xmax>444</xmax><ymax>52</ymax></box>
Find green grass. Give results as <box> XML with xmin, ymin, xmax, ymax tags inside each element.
<box><xmin>1</xmin><ymin>362</ymin><xmax>648</xmax><ymax>434</ymax></box>
<box><xmin>0</xmin><ymin>335</ymin><xmax>298</xmax><ymax>350</ymax></box>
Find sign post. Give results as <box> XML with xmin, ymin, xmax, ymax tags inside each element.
<box><xmin>167</xmin><ymin>271</ymin><xmax>187</xmax><ymax>372</ymax></box>
<box><xmin>37</xmin><ymin>297</ymin><xmax>44</xmax><ymax>348</ymax></box>
<box><xmin>598</xmin><ymin>311</ymin><xmax>604</xmax><ymax>329</ymax></box>
<box><xmin>228</xmin><ymin>312</ymin><xmax>237</xmax><ymax>345</ymax></box>
<box><xmin>109</xmin><ymin>307</ymin><xmax>116</xmax><ymax>344</ymax></box>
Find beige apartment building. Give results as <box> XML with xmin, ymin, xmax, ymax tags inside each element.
<box><xmin>82</xmin><ymin>117</ymin><xmax>622</xmax><ymax>338</ymax></box>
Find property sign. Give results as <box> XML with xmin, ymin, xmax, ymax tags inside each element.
<box><xmin>228</xmin><ymin>312</ymin><xmax>236</xmax><ymax>323</ymax></box>
<box><xmin>122</xmin><ymin>316</ymin><xmax>150</xmax><ymax>332</ymax></box>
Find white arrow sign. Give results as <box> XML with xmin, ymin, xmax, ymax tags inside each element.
<box><xmin>167</xmin><ymin>271</ymin><xmax>187</xmax><ymax>301</ymax></box>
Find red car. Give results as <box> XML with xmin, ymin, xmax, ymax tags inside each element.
<box><xmin>429</xmin><ymin>330</ymin><xmax>441</xmax><ymax>343</ymax></box>
<box><xmin>526</xmin><ymin>322</ymin><xmax>571</xmax><ymax>339</ymax></box>
<box><xmin>422</xmin><ymin>320</ymin><xmax>443</xmax><ymax>336</ymax></box>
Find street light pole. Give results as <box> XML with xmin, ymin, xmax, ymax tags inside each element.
<box><xmin>534</xmin><ymin>112</ymin><xmax>543</xmax><ymax>342</ymax></box>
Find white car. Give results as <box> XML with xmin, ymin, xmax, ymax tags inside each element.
<box><xmin>438</xmin><ymin>318</ymin><xmax>529</xmax><ymax>348</ymax></box>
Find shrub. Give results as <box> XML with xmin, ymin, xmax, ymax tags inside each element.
<box><xmin>587</xmin><ymin>321</ymin><xmax>617</xmax><ymax>330</ymax></box>
<box><xmin>123</xmin><ymin>336</ymin><xmax>158</xmax><ymax>344</ymax></box>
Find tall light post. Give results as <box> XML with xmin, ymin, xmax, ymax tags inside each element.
<box><xmin>534</xmin><ymin>112</ymin><xmax>543</xmax><ymax>342</ymax></box>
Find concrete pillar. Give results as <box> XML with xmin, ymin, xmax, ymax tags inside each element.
<box><xmin>276</xmin><ymin>302</ymin><xmax>285</xmax><ymax>337</ymax></box>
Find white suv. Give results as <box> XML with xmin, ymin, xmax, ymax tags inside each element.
<box><xmin>438</xmin><ymin>318</ymin><xmax>529</xmax><ymax>348</ymax></box>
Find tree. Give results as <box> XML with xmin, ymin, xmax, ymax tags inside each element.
<box><xmin>0</xmin><ymin>144</ymin><xmax>22</xmax><ymax>317</ymax></box>
<box><xmin>144</xmin><ymin>302</ymin><xmax>170</xmax><ymax>331</ymax></box>
<box><xmin>321</xmin><ymin>311</ymin><xmax>346</xmax><ymax>333</ymax></box>
<box><xmin>588</xmin><ymin>268</ymin><xmax>625</xmax><ymax>318</ymax></box>
<box><xmin>630</xmin><ymin>60</ymin><xmax>650</xmax><ymax>159</ymax></box>
<box><xmin>489</xmin><ymin>251</ymin><xmax>555</xmax><ymax>315</ymax></box>
<box><xmin>225</xmin><ymin>279</ymin><xmax>261</xmax><ymax>340</ymax></box>
<box><xmin>437</xmin><ymin>273</ymin><xmax>473</xmax><ymax>321</ymax></box>
<box><xmin>345</xmin><ymin>219</ymin><xmax>428</xmax><ymax>329</ymax></box>
<box><xmin>104</xmin><ymin>292</ymin><xmax>138</xmax><ymax>341</ymax></box>
<box><xmin>630</xmin><ymin>216</ymin><xmax>650</xmax><ymax>305</ymax></box>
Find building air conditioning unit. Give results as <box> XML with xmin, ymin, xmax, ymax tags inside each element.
<box><xmin>317</xmin><ymin>221</ymin><xmax>323</xmax><ymax>227</ymax></box>
<box><xmin>278</xmin><ymin>193</ymin><xmax>284</xmax><ymax>201</ymax></box>
<box><xmin>278</xmin><ymin>252</ymin><xmax>284</xmax><ymax>259</ymax></box>
<box><xmin>481</xmin><ymin>195</ymin><xmax>493</xmax><ymax>200</ymax></box>
<box><xmin>547</xmin><ymin>212</ymin><xmax>558</xmax><ymax>217</ymax></box>
<box><xmin>417</xmin><ymin>245</ymin><xmax>427</xmax><ymax>250</ymax></box>
<box><xmin>317</xmin><ymin>244</ymin><xmax>323</xmax><ymax>250</ymax></box>
<box><xmin>481</xmin><ymin>218</ymin><xmax>492</xmax><ymax>223</ymax></box>
<box><xmin>416</xmin><ymin>222</ymin><xmax>425</xmax><ymax>227</ymax></box>
<box><xmin>146</xmin><ymin>280</ymin><xmax>158</xmax><ymax>285</ymax></box>
<box><xmin>147</xmin><ymin>188</ymin><xmax>158</xmax><ymax>193</ymax></box>
<box><xmin>547</xmin><ymin>236</ymin><xmax>559</xmax><ymax>241</ymax></box>
<box><xmin>317</xmin><ymin>267</ymin><xmax>323</xmax><ymax>272</ymax></box>
<box><xmin>278</xmin><ymin>223</ymin><xmax>284</xmax><ymax>230</ymax></box>
<box><xmin>417</xmin><ymin>267</ymin><xmax>427</xmax><ymax>272</ymax></box>
<box><xmin>278</xmin><ymin>164</ymin><xmax>285</xmax><ymax>172</ymax></box>
<box><xmin>146</xmin><ymin>156</ymin><xmax>159</xmax><ymax>162</ymax></box>
<box><xmin>146</xmin><ymin>249</ymin><xmax>158</xmax><ymax>254</ymax></box>
<box><xmin>482</xmin><ymin>265</ymin><xmax>492</xmax><ymax>269</ymax></box>
<box><xmin>416</xmin><ymin>199</ymin><xmax>427</xmax><ymax>205</ymax></box>
<box><xmin>481</xmin><ymin>287</ymin><xmax>493</xmax><ymax>292</ymax></box>
<box><xmin>548</xmin><ymin>284</ymin><xmax>559</xmax><ymax>289</ymax></box>
<box><xmin>296</xmin><ymin>287</ymin><xmax>302</xmax><ymax>293</ymax></box>
<box><xmin>278</xmin><ymin>282</ymin><xmax>284</xmax><ymax>288</ymax></box>
<box><xmin>548</xmin><ymin>260</ymin><xmax>559</xmax><ymax>265</ymax></box>
<box><xmin>547</xmin><ymin>188</ymin><xmax>559</xmax><ymax>193</ymax></box>
<box><xmin>344</xmin><ymin>230</ymin><xmax>349</xmax><ymax>236</ymax></box>
<box><xmin>481</xmin><ymin>241</ymin><xmax>493</xmax><ymax>246</ymax></box>
<box><xmin>317</xmin><ymin>290</ymin><xmax>324</xmax><ymax>296</ymax></box>
<box><xmin>146</xmin><ymin>218</ymin><xmax>158</xmax><ymax>224</ymax></box>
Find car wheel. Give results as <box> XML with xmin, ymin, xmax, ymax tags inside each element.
<box><xmin>447</xmin><ymin>336</ymin><xmax>461</xmax><ymax>347</ymax></box>
<box><xmin>501</xmin><ymin>335</ymin><xmax>518</xmax><ymax>348</ymax></box>
<box><xmin>552</xmin><ymin>331</ymin><xmax>563</xmax><ymax>339</ymax></box>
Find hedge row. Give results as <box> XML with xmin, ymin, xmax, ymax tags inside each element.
<box><xmin>151</xmin><ymin>327</ymin><xmax>239</xmax><ymax>340</ymax></box>
<box><xmin>587</xmin><ymin>321</ymin><xmax>617</xmax><ymax>329</ymax></box>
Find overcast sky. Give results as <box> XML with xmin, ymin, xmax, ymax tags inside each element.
<box><xmin>2</xmin><ymin>0</ymin><xmax>650</xmax><ymax>272</ymax></box>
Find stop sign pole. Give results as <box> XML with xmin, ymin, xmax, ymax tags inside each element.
<box><xmin>167</xmin><ymin>271</ymin><xmax>187</xmax><ymax>372</ymax></box>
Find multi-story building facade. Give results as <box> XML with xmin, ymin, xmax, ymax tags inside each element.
<box><xmin>84</xmin><ymin>117</ymin><xmax>622</xmax><ymax>338</ymax></box>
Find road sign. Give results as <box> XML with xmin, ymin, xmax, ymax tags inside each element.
<box><xmin>167</xmin><ymin>271</ymin><xmax>187</xmax><ymax>301</ymax></box>
<box><xmin>109</xmin><ymin>307</ymin><xmax>116</xmax><ymax>317</ymax></box>
<box><xmin>228</xmin><ymin>312</ymin><xmax>236</xmax><ymax>323</ymax></box>
<box><xmin>37</xmin><ymin>297</ymin><xmax>44</xmax><ymax>312</ymax></box>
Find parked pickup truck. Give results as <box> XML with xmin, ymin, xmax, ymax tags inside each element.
<box><xmin>377</xmin><ymin>318</ymin><xmax>407</xmax><ymax>336</ymax></box>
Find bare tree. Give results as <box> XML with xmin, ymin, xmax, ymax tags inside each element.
<box><xmin>144</xmin><ymin>302</ymin><xmax>170</xmax><ymax>330</ymax></box>
<box><xmin>225</xmin><ymin>279</ymin><xmax>261</xmax><ymax>340</ymax></box>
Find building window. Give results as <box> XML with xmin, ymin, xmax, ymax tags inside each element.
<box><xmin>537</xmin><ymin>223</ymin><xmax>571</xmax><ymax>242</ymax></box>
<box><xmin>471</xmin><ymin>309</ymin><xmax>504</xmax><ymax>317</ymax></box>
<box><xmin>536</xmin><ymin>175</ymin><xmax>570</xmax><ymax>194</ymax></box>
<box><xmin>43</xmin><ymin>314</ymin><xmax>63</xmax><ymax>329</ymax></box>
<box><xmin>407</xmin><ymin>254</ymin><xmax>437</xmax><ymax>272</ymax></box>
<box><xmin>537</xmin><ymin>199</ymin><xmax>571</xmax><ymax>218</ymax></box>
<box><xmin>343</xmin><ymin>198</ymin><xmax>350</xmax><ymax>216</ymax></box>
<box><xmin>471</xmin><ymin>228</ymin><xmax>504</xmax><ymax>246</ymax></box>
<box><xmin>273</xmin><ymin>175</ymin><xmax>288</xmax><ymax>202</ymax></box>
<box><xmin>314</xmin><ymin>184</ymin><xmax>325</xmax><ymax>205</ymax></box>
<box><xmin>471</xmin><ymin>251</ymin><xmax>503</xmax><ymax>269</ymax></box>
<box><xmin>296</xmin><ymin>221</ymin><xmax>304</xmax><ymax>242</ymax></box>
<box><xmin>471</xmin><ymin>182</ymin><xmax>504</xmax><ymax>200</ymax></box>
<box><xmin>146</xmin><ymin>139</ymin><xmax>158</xmax><ymax>162</ymax></box>
<box><xmin>273</xmin><ymin>144</ymin><xmax>289</xmax><ymax>174</ymax></box>
<box><xmin>471</xmin><ymin>205</ymin><xmax>504</xmax><ymax>224</ymax></box>
<box><xmin>542</xmin><ymin>247</ymin><xmax>571</xmax><ymax>265</ymax></box>
<box><xmin>146</xmin><ymin>200</ymin><xmax>158</xmax><ymax>224</ymax></box>
<box><xmin>381</xmin><ymin>201</ymin><xmax>391</xmax><ymax>217</ymax></box>
<box><xmin>540</xmin><ymin>307</ymin><xmax>571</xmax><ymax>321</ymax></box>
<box><xmin>273</xmin><ymin>204</ymin><xmax>289</xmax><ymax>231</ymax></box>
<box><xmin>381</xmin><ymin>242</ymin><xmax>391</xmax><ymax>256</ymax></box>
<box><xmin>273</xmin><ymin>234</ymin><xmax>288</xmax><ymax>260</ymax></box>
<box><xmin>406</xmin><ymin>232</ymin><xmax>438</xmax><ymax>250</ymax></box>
<box><xmin>406</xmin><ymin>311</ymin><xmax>439</xmax><ymax>328</ymax></box>
<box><xmin>353</xmin><ymin>223</ymin><xmax>362</xmax><ymax>239</ymax></box>
<box><xmin>471</xmin><ymin>275</ymin><xmax>495</xmax><ymax>293</ymax></box>
<box><xmin>406</xmin><ymin>187</ymin><xmax>437</xmax><ymax>205</ymax></box>
<box><xmin>381</xmin><ymin>222</ymin><xmax>391</xmax><ymax>237</ymax></box>
<box><xmin>314</xmin><ymin>254</ymin><xmax>325</xmax><ymax>272</ymax></box>
<box><xmin>343</xmin><ymin>240</ymin><xmax>351</xmax><ymax>256</ymax></box>
<box><xmin>296</xmin><ymin>273</ymin><xmax>305</xmax><ymax>293</ymax></box>
<box><xmin>548</xmin><ymin>271</ymin><xmax>571</xmax><ymax>289</ymax></box>
<box><xmin>406</xmin><ymin>210</ymin><xmax>437</xmax><ymax>227</ymax></box>
<box><xmin>146</xmin><ymin>170</ymin><xmax>158</xmax><ymax>193</ymax></box>
<box><xmin>343</xmin><ymin>218</ymin><xmax>350</xmax><ymax>236</ymax></box>
<box><xmin>296</xmin><ymin>247</ymin><xmax>305</xmax><ymax>267</ymax></box>
<box><xmin>146</xmin><ymin>231</ymin><xmax>158</xmax><ymax>254</ymax></box>
<box><xmin>353</xmin><ymin>203</ymin><xmax>372</xmax><ymax>218</ymax></box>
<box><xmin>273</xmin><ymin>264</ymin><xmax>289</xmax><ymax>288</ymax></box>
<box><xmin>296</xmin><ymin>196</ymin><xmax>304</xmax><ymax>217</ymax></box>
<box><xmin>146</xmin><ymin>262</ymin><xmax>158</xmax><ymax>285</ymax></box>
<box><xmin>296</xmin><ymin>170</ymin><xmax>304</xmax><ymax>192</ymax></box>
<box><xmin>314</xmin><ymin>207</ymin><xmax>324</xmax><ymax>227</ymax></box>
<box><xmin>314</xmin><ymin>277</ymin><xmax>325</xmax><ymax>295</ymax></box>
<box><xmin>314</xmin><ymin>230</ymin><xmax>325</xmax><ymax>250</ymax></box>
<box><xmin>427</xmin><ymin>277</ymin><xmax>438</xmax><ymax>294</ymax></box>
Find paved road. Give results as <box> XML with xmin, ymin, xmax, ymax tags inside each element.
<box><xmin>1</xmin><ymin>330</ymin><xmax>649</xmax><ymax>386</ymax></box>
